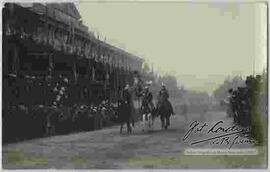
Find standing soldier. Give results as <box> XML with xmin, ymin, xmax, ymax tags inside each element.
<box><xmin>123</xmin><ymin>84</ymin><xmax>134</xmax><ymax>127</ymax></box>
<box><xmin>119</xmin><ymin>84</ymin><xmax>132</xmax><ymax>133</ymax></box>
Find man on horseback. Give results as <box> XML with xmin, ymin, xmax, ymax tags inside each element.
<box><xmin>140</xmin><ymin>85</ymin><xmax>155</xmax><ymax>132</ymax></box>
<box><xmin>159</xmin><ymin>84</ymin><xmax>169</xmax><ymax>100</ymax></box>
<box><xmin>158</xmin><ymin>84</ymin><xmax>174</xmax><ymax>114</ymax></box>
<box><xmin>157</xmin><ymin>84</ymin><xmax>175</xmax><ymax>129</ymax></box>
<box><xmin>141</xmin><ymin>86</ymin><xmax>154</xmax><ymax>114</ymax></box>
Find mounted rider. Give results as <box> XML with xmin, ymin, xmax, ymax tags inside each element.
<box><xmin>159</xmin><ymin>84</ymin><xmax>169</xmax><ymax>101</ymax></box>
<box><xmin>141</xmin><ymin>84</ymin><xmax>154</xmax><ymax>115</ymax></box>
<box><xmin>157</xmin><ymin>83</ymin><xmax>175</xmax><ymax>115</ymax></box>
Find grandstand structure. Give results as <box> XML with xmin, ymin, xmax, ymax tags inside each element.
<box><xmin>3</xmin><ymin>3</ymin><xmax>144</xmax><ymax>106</ymax></box>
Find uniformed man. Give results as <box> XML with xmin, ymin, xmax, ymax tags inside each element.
<box><xmin>159</xmin><ymin>84</ymin><xmax>169</xmax><ymax>101</ymax></box>
<box><xmin>122</xmin><ymin>84</ymin><xmax>134</xmax><ymax>127</ymax></box>
<box><xmin>157</xmin><ymin>84</ymin><xmax>175</xmax><ymax>115</ymax></box>
<box><xmin>142</xmin><ymin>86</ymin><xmax>154</xmax><ymax>113</ymax></box>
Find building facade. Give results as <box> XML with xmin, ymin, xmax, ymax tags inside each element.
<box><xmin>3</xmin><ymin>3</ymin><xmax>143</xmax><ymax>107</ymax></box>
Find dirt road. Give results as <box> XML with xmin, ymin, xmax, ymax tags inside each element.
<box><xmin>3</xmin><ymin>111</ymin><xmax>264</xmax><ymax>169</ymax></box>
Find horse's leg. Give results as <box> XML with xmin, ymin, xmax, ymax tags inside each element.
<box><xmin>164</xmin><ymin>119</ymin><xmax>168</xmax><ymax>129</ymax></box>
<box><xmin>147</xmin><ymin>113</ymin><xmax>151</xmax><ymax>130</ymax></box>
<box><xmin>131</xmin><ymin>116</ymin><xmax>135</xmax><ymax>127</ymax></box>
<box><xmin>148</xmin><ymin>113</ymin><xmax>152</xmax><ymax>131</ymax></box>
<box><xmin>152</xmin><ymin>114</ymin><xmax>154</xmax><ymax>131</ymax></box>
<box><xmin>165</xmin><ymin>116</ymin><xmax>170</xmax><ymax>129</ymax></box>
<box><xmin>144</xmin><ymin>114</ymin><xmax>148</xmax><ymax>131</ymax></box>
<box><xmin>131</xmin><ymin>109</ymin><xmax>135</xmax><ymax>127</ymax></box>
<box><xmin>127</xmin><ymin>118</ymin><xmax>132</xmax><ymax>134</ymax></box>
<box><xmin>160</xmin><ymin>116</ymin><xmax>162</xmax><ymax>129</ymax></box>
<box><xmin>160</xmin><ymin>116</ymin><xmax>165</xmax><ymax>129</ymax></box>
<box><xmin>120</xmin><ymin>123</ymin><xmax>123</xmax><ymax>134</ymax></box>
<box><xmin>142</xmin><ymin>114</ymin><xmax>148</xmax><ymax>132</ymax></box>
<box><xmin>167</xmin><ymin>115</ymin><xmax>170</xmax><ymax>126</ymax></box>
<box><xmin>151</xmin><ymin>115</ymin><xmax>154</xmax><ymax>131</ymax></box>
<box><xmin>52</xmin><ymin>125</ymin><xmax>56</xmax><ymax>135</ymax></box>
<box><xmin>142</xmin><ymin>114</ymin><xmax>145</xmax><ymax>132</ymax></box>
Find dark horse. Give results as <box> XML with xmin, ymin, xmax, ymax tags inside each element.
<box><xmin>118</xmin><ymin>100</ymin><xmax>132</xmax><ymax>134</ymax></box>
<box><xmin>156</xmin><ymin>99</ymin><xmax>174</xmax><ymax>129</ymax></box>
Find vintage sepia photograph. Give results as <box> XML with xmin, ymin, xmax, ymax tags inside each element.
<box><xmin>1</xmin><ymin>0</ymin><xmax>268</xmax><ymax>169</ymax></box>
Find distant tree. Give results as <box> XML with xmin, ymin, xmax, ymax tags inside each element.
<box><xmin>158</xmin><ymin>75</ymin><xmax>178</xmax><ymax>89</ymax></box>
<box><xmin>148</xmin><ymin>74</ymin><xmax>180</xmax><ymax>98</ymax></box>
<box><xmin>213</xmin><ymin>75</ymin><xmax>245</xmax><ymax>103</ymax></box>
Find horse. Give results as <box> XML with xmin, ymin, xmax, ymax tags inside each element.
<box><xmin>140</xmin><ymin>98</ymin><xmax>156</xmax><ymax>132</ymax></box>
<box><xmin>118</xmin><ymin>100</ymin><xmax>132</xmax><ymax>134</ymax></box>
<box><xmin>156</xmin><ymin>99</ymin><xmax>174</xmax><ymax>129</ymax></box>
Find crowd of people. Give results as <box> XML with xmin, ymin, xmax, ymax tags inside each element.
<box><xmin>3</xmin><ymin>67</ymin><xmax>176</xmax><ymax>143</ymax></box>
<box><xmin>2</xmin><ymin>73</ymin><xmax>123</xmax><ymax>144</ymax></box>
<box><xmin>228</xmin><ymin>75</ymin><xmax>268</xmax><ymax>145</ymax></box>
<box><xmin>3</xmin><ymin>97</ymin><xmax>123</xmax><ymax>143</ymax></box>
<box><xmin>227</xmin><ymin>75</ymin><xmax>266</xmax><ymax>126</ymax></box>
<box><xmin>227</xmin><ymin>74</ymin><xmax>267</xmax><ymax>145</ymax></box>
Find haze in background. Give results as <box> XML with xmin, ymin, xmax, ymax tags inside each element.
<box><xmin>78</xmin><ymin>1</ymin><xmax>267</xmax><ymax>94</ymax></box>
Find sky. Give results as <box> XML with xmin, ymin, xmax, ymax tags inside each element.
<box><xmin>78</xmin><ymin>1</ymin><xmax>267</xmax><ymax>94</ymax></box>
